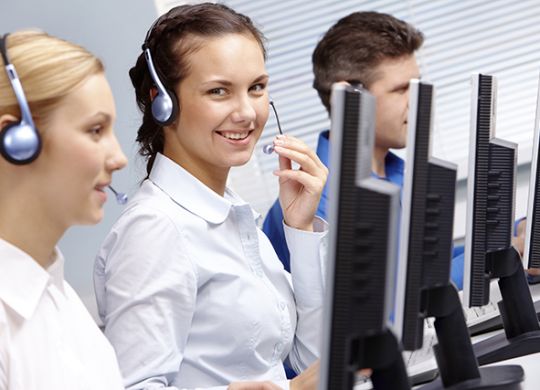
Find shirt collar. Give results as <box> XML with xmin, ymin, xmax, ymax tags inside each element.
<box><xmin>380</xmin><ymin>151</ymin><xmax>405</xmax><ymax>188</ymax></box>
<box><xmin>149</xmin><ymin>153</ymin><xmax>259</xmax><ymax>224</ymax></box>
<box><xmin>0</xmin><ymin>239</ymin><xmax>65</xmax><ymax>319</ymax></box>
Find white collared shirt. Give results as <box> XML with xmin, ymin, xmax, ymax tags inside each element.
<box><xmin>94</xmin><ymin>153</ymin><xmax>328</xmax><ymax>390</ymax></box>
<box><xmin>0</xmin><ymin>239</ymin><xmax>124</xmax><ymax>390</ymax></box>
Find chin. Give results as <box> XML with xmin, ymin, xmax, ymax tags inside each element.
<box><xmin>227</xmin><ymin>151</ymin><xmax>254</xmax><ymax>167</ymax></box>
<box><xmin>230</xmin><ymin>158</ymin><xmax>252</xmax><ymax>167</ymax></box>
<box><xmin>77</xmin><ymin>209</ymin><xmax>104</xmax><ymax>226</ymax></box>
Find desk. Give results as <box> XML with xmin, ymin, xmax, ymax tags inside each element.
<box><xmin>354</xmin><ymin>338</ymin><xmax>540</xmax><ymax>389</ymax></box>
<box><xmin>488</xmin><ymin>352</ymin><xmax>540</xmax><ymax>389</ymax></box>
<box><xmin>354</xmin><ymin>282</ymin><xmax>540</xmax><ymax>389</ymax></box>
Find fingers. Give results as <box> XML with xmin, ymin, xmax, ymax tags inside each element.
<box><xmin>359</xmin><ymin>368</ymin><xmax>373</xmax><ymax>377</ymax></box>
<box><xmin>228</xmin><ymin>381</ymin><xmax>284</xmax><ymax>390</ymax></box>
<box><xmin>272</xmin><ymin>136</ymin><xmax>328</xmax><ymax>192</ymax></box>
<box><xmin>273</xmin><ymin>168</ymin><xmax>325</xmax><ymax>195</ymax></box>
<box><xmin>527</xmin><ymin>268</ymin><xmax>540</xmax><ymax>276</ymax></box>
<box><xmin>273</xmin><ymin>135</ymin><xmax>327</xmax><ymax>173</ymax></box>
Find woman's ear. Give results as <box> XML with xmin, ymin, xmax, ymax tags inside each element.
<box><xmin>0</xmin><ymin>114</ymin><xmax>20</xmax><ymax>131</ymax></box>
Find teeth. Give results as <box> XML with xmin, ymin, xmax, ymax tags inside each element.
<box><xmin>221</xmin><ymin>131</ymin><xmax>249</xmax><ymax>140</ymax></box>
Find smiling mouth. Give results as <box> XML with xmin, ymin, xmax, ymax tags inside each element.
<box><xmin>216</xmin><ymin>130</ymin><xmax>252</xmax><ymax>141</ymax></box>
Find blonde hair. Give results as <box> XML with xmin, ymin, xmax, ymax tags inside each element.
<box><xmin>0</xmin><ymin>30</ymin><xmax>104</xmax><ymax>126</ymax></box>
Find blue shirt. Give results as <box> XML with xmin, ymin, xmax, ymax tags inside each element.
<box><xmin>263</xmin><ymin>130</ymin><xmax>465</xmax><ymax>289</ymax></box>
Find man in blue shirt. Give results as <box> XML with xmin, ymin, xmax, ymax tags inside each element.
<box><xmin>263</xmin><ymin>11</ymin><xmax>468</xmax><ymax>288</ymax></box>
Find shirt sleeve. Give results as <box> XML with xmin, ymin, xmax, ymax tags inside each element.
<box><xmin>94</xmin><ymin>206</ymin><xmax>198</xmax><ymax>390</ymax></box>
<box><xmin>282</xmin><ymin>217</ymin><xmax>328</xmax><ymax>373</ymax></box>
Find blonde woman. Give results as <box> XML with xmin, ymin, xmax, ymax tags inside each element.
<box><xmin>0</xmin><ymin>30</ymin><xmax>127</xmax><ymax>389</ymax></box>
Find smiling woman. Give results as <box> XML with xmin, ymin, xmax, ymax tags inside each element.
<box><xmin>0</xmin><ymin>30</ymin><xmax>127</xmax><ymax>390</ymax></box>
<box><xmin>94</xmin><ymin>3</ymin><xmax>328</xmax><ymax>390</ymax></box>
<box><xmin>163</xmin><ymin>32</ymin><xmax>270</xmax><ymax>194</ymax></box>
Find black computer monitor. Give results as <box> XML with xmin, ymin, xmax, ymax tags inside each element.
<box><xmin>463</xmin><ymin>73</ymin><xmax>517</xmax><ymax>308</ymax></box>
<box><xmin>318</xmin><ymin>83</ymin><xmax>409</xmax><ymax>390</ymax></box>
<box><xmin>393</xmin><ymin>79</ymin><xmax>458</xmax><ymax>350</ymax></box>
<box><xmin>463</xmin><ymin>73</ymin><xmax>540</xmax><ymax>366</ymax></box>
<box><xmin>523</xmin><ymin>75</ymin><xmax>540</xmax><ymax>272</ymax></box>
<box><xmin>393</xmin><ymin>79</ymin><xmax>523</xmax><ymax>389</ymax></box>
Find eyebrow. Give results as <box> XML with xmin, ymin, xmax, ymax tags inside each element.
<box><xmin>82</xmin><ymin>112</ymin><xmax>113</xmax><ymax>126</ymax></box>
<box><xmin>202</xmin><ymin>74</ymin><xmax>269</xmax><ymax>87</ymax></box>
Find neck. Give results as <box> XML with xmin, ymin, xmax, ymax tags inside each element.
<box><xmin>0</xmin><ymin>193</ymin><xmax>64</xmax><ymax>269</ymax></box>
<box><xmin>199</xmin><ymin>167</ymin><xmax>229</xmax><ymax>196</ymax></box>
<box><xmin>372</xmin><ymin>146</ymin><xmax>388</xmax><ymax>177</ymax></box>
<box><xmin>162</xmin><ymin>149</ymin><xmax>229</xmax><ymax>196</ymax></box>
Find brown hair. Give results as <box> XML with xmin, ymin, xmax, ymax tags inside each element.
<box><xmin>312</xmin><ymin>11</ymin><xmax>424</xmax><ymax>113</ymax></box>
<box><xmin>0</xmin><ymin>30</ymin><xmax>103</xmax><ymax>128</ymax></box>
<box><xmin>129</xmin><ymin>2</ymin><xmax>266</xmax><ymax>176</ymax></box>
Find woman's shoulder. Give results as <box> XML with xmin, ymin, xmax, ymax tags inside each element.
<box><xmin>96</xmin><ymin>180</ymin><xmax>199</xmax><ymax>272</ymax></box>
<box><xmin>113</xmin><ymin>179</ymin><xmax>196</xmax><ymax>233</ymax></box>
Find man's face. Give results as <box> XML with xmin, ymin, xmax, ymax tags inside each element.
<box><xmin>368</xmin><ymin>55</ymin><xmax>420</xmax><ymax>152</ymax></box>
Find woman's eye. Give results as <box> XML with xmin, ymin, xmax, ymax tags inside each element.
<box><xmin>209</xmin><ymin>88</ymin><xmax>227</xmax><ymax>96</ymax></box>
<box><xmin>88</xmin><ymin>126</ymin><xmax>103</xmax><ymax>139</ymax></box>
<box><xmin>395</xmin><ymin>86</ymin><xmax>409</xmax><ymax>94</ymax></box>
<box><xmin>250</xmin><ymin>83</ymin><xmax>266</xmax><ymax>93</ymax></box>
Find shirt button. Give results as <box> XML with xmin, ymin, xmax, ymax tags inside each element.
<box><xmin>279</xmin><ymin>301</ymin><xmax>286</xmax><ymax>310</ymax></box>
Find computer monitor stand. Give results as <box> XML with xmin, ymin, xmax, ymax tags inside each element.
<box><xmin>473</xmin><ymin>246</ymin><xmax>540</xmax><ymax>365</ymax></box>
<box><xmin>420</xmin><ymin>284</ymin><xmax>523</xmax><ymax>389</ymax></box>
<box><xmin>364</xmin><ymin>330</ymin><xmax>410</xmax><ymax>389</ymax></box>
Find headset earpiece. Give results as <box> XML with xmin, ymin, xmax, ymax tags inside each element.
<box><xmin>0</xmin><ymin>33</ymin><xmax>41</xmax><ymax>165</ymax></box>
<box><xmin>150</xmin><ymin>83</ymin><xmax>179</xmax><ymax>126</ymax></box>
<box><xmin>143</xmin><ymin>47</ymin><xmax>179</xmax><ymax>126</ymax></box>
<box><xmin>0</xmin><ymin>121</ymin><xmax>41</xmax><ymax>165</ymax></box>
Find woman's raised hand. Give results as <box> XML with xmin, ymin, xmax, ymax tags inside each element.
<box><xmin>272</xmin><ymin>135</ymin><xmax>328</xmax><ymax>231</ymax></box>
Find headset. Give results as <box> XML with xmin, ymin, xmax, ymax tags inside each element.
<box><xmin>0</xmin><ymin>34</ymin><xmax>127</xmax><ymax>204</ymax></box>
<box><xmin>142</xmin><ymin>24</ymin><xmax>179</xmax><ymax>126</ymax></box>
<box><xmin>0</xmin><ymin>33</ymin><xmax>42</xmax><ymax>164</ymax></box>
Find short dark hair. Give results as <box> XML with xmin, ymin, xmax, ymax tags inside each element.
<box><xmin>312</xmin><ymin>11</ymin><xmax>424</xmax><ymax>113</ymax></box>
<box><xmin>129</xmin><ymin>2</ymin><xmax>266</xmax><ymax>176</ymax></box>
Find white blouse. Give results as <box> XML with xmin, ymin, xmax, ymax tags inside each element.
<box><xmin>94</xmin><ymin>153</ymin><xmax>328</xmax><ymax>390</ymax></box>
<box><xmin>0</xmin><ymin>239</ymin><xmax>124</xmax><ymax>390</ymax></box>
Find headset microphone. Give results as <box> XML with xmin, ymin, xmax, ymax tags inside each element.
<box><xmin>108</xmin><ymin>185</ymin><xmax>128</xmax><ymax>205</ymax></box>
<box><xmin>262</xmin><ymin>100</ymin><xmax>284</xmax><ymax>154</ymax></box>
<box><xmin>262</xmin><ymin>144</ymin><xmax>275</xmax><ymax>154</ymax></box>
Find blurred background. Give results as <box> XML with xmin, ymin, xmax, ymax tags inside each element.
<box><xmin>2</xmin><ymin>0</ymin><xmax>539</xmax><ymax>320</ymax></box>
